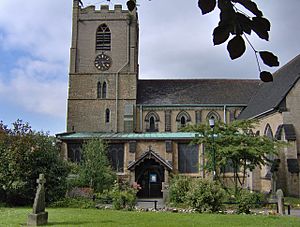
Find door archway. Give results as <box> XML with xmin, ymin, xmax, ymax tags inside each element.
<box><xmin>135</xmin><ymin>158</ymin><xmax>164</xmax><ymax>198</ymax></box>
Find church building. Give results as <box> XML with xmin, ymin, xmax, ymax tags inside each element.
<box><xmin>57</xmin><ymin>1</ymin><xmax>300</xmax><ymax>198</ymax></box>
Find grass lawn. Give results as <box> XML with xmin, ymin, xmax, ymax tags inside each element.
<box><xmin>0</xmin><ymin>207</ymin><xmax>299</xmax><ymax>227</ymax></box>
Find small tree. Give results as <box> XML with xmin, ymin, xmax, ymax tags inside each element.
<box><xmin>0</xmin><ymin>120</ymin><xmax>70</xmax><ymax>205</ymax></box>
<box><xmin>184</xmin><ymin>120</ymin><xmax>284</xmax><ymax>194</ymax></box>
<box><xmin>78</xmin><ymin>139</ymin><xmax>116</xmax><ymax>193</ymax></box>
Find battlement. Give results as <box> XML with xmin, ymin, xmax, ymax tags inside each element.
<box><xmin>80</xmin><ymin>4</ymin><xmax>127</xmax><ymax>13</ymax></box>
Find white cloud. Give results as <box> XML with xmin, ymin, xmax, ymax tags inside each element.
<box><xmin>0</xmin><ymin>0</ymin><xmax>72</xmax><ymax>63</ymax></box>
<box><xmin>0</xmin><ymin>58</ymin><xmax>67</xmax><ymax>118</ymax></box>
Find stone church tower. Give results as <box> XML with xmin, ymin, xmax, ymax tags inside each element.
<box><xmin>67</xmin><ymin>0</ymin><xmax>138</xmax><ymax>133</ymax></box>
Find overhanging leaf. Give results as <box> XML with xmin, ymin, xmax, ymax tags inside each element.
<box><xmin>227</xmin><ymin>35</ymin><xmax>246</xmax><ymax>60</ymax></box>
<box><xmin>237</xmin><ymin>13</ymin><xmax>252</xmax><ymax>35</ymax></box>
<box><xmin>232</xmin><ymin>0</ymin><xmax>263</xmax><ymax>17</ymax></box>
<box><xmin>213</xmin><ymin>25</ymin><xmax>230</xmax><ymax>45</ymax></box>
<box><xmin>260</xmin><ymin>71</ymin><xmax>273</xmax><ymax>82</ymax></box>
<box><xmin>251</xmin><ymin>17</ymin><xmax>270</xmax><ymax>41</ymax></box>
<box><xmin>198</xmin><ymin>0</ymin><xmax>216</xmax><ymax>15</ymax></box>
<box><xmin>126</xmin><ymin>0</ymin><xmax>136</xmax><ymax>12</ymax></box>
<box><xmin>259</xmin><ymin>51</ymin><xmax>279</xmax><ymax>67</ymax></box>
<box><xmin>252</xmin><ymin>17</ymin><xmax>271</xmax><ymax>31</ymax></box>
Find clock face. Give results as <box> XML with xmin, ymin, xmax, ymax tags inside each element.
<box><xmin>94</xmin><ymin>53</ymin><xmax>112</xmax><ymax>71</ymax></box>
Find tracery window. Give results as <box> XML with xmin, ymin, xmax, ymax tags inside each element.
<box><xmin>145</xmin><ymin>111</ymin><xmax>160</xmax><ymax>132</ymax></box>
<box><xmin>206</xmin><ymin>111</ymin><xmax>220</xmax><ymax>121</ymax></box>
<box><xmin>96</xmin><ymin>24</ymin><xmax>111</xmax><ymax>51</ymax></box>
<box><xmin>176</xmin><ymin>111</ymin><xmax>191</xmax><ymax>129</ymax></box>
<box><xmin>178</xmin><ymin>143</ymin><xmax>199</xmax><ymax>173</ymax></box>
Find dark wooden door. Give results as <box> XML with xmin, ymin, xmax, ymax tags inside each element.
<box><xmin>136</xmin><ymin>159</ymin><xmax>164</xmax><ymax>198</ymax></box>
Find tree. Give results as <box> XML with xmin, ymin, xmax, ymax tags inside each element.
<box><xmin>184</xmin><ymin>120</ymin><xmax>284</xmax><ymax>194</ymax></box>
<box><xmin>125</xmin><ymin>0</ymin><xmax>278</xmax><ymax>82</ymax></box>
<box><xmin>78</xmin><ymin>138</ymin><xmax>116</xmax><ymax>193</ymax></box>
<box><xmin>0</xmin><ymin>120</ymin><xmax>70</xmax><ymax>205</ymax></box>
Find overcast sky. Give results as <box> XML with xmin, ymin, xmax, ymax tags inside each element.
<box><xmin>0</xmin><ymin>0</ymin><xmax>299</xmax><ymax>134</ymax></box>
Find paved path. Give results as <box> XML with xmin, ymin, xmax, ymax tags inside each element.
<box><xmin>136</xmin><ymin>198</ymin><xmax>165</xmax><ymax>209</ymax></box>
<box><xmin>290</xmin><ymin>209</ymin><xmax>300</xmax><ymax>217</ymax></box>
<box><xmin>135</xmin><ymin>199</ymin><xmax>300</xmax><ymax>217</ymax></box>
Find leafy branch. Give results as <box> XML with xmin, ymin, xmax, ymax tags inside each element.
<box><xmin>198</xmin><ymin>0</ymin><xmax>279</xmax><ymax>82</ymax></box>
<box><xmin>125</xmin><ymin>0</ymin><xmax>280</xmax><ymax>82</ymax></box>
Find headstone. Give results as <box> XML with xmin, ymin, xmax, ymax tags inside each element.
<box><xmin>276</xmin><ymin>189</ymin><xmax>285</xmax><ymax>215</ymax></box>
<box><xmin>27</xmin><ymin>174</ymin><xmax>48</xmax><ymax>226</ymax></box>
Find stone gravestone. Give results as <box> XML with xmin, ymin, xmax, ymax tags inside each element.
<box><xmin>27</xmin><ymin>174</ymin><xmax>48</xmax><ymax>226</ymax></box>
<box><xmin>276</xmin><ymin>189</ymin><xmax>285</xmax><ymax>215</ymax></box>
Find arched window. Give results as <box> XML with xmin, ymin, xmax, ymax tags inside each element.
<box><xmin>149</xmin><ymin>116</ymin><xmax>155</xmax><ymax>132</ymax></box>
<box><xmin>97</xmin><ymin>82</ymin><xmax>101</xmax><ymax>98</ymax></box>
<box><xmin>180</xmin><ymin>116</ymin><xmax>186</xmax><ymax>127</ymax></box>
<box><xmin>264</xmin><ymin>124</ymin><xmax>273</xmax><ymax>139</ymax></box>
<box><xmin>105</xmin><ymin>108</ymin><xmax>110</xmax><ymax>123</ymax></box>
<box><xmin>102</xmin><ymin>81</ymin><xmax>107</xmax><ymax>99</ymax></box>
<box><xmin>96</xmin><ymin>24</ymin><xmax>111</xmax><ymax>51</ymax></box>
<box><xmin>176</xmin><ymin>111</ymin><xmax>191</xmax><ymax>129</ymax></box>
<box><xmin>145</xmin><ymin>111</ymin><xmax>160</xmax><ymax>132</ymax></box>
<box><xmin>206</xmin><ymin>111</ymin><xmax>220</xmax><ymax>121</ymax></box>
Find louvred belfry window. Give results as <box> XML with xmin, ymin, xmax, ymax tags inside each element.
<box><xmin>96</xmin><ymin>24</ymin><xmax>111</xmax><ymax>51</ymax></box>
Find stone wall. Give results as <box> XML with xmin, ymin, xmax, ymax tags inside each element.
<box><xmin>136</xmin><ymin>107</ymin><xmax>243</xmax><ymax>133</ymax></box>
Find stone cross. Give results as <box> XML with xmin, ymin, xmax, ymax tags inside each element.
<box><xmin>33</xmin><ymin>174</ymin><xmax>46</xmax><ymax>214</ymax></box>
<box><xmin>276</xmin><ymin>189</ymin><xmax>285</xmax><ymax>215</ymax></box>
<box><xmin>28</xmin><ymin>174</ymin><xmax>48</xmax><ymax>226</ymax></box>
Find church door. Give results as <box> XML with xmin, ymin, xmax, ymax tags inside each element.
<box><xmin>135</xmin><ymin>158</ymin><xmax>164</xmax><ymax>198</ymax></box>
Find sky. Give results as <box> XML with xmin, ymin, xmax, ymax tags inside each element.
<box><xmin>0</xmin><ymin>0</ymin><xmax>299</xmax><ymax>135</ymax></box>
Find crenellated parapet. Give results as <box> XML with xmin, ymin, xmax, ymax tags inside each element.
<box><xmin>77</xmin><ymin>4</ymin><xmax>136</xmax><ymax>21</ymax></box>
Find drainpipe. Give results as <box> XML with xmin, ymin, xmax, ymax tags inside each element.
<box><xmin>140</xmin><ymin>105</ymin><xmax>143</xmax><ymax>132</ymax></box>
<box><xmin>223</xmin><ymin>105</ymin><xmax>227</xmax><ymax>124</ymax></box>
<box><xmin>115</xmin><ymin>15</ymin><xmax>132</xmax><ymax>132</ymax></box>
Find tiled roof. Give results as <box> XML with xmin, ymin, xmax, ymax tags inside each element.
<box><xmin>137</xmin><ymin>79</ymin><xmax>259</xmax><ymax>105</ymax></box>
<box><xmin>239</xmin><ymin>54</ymin><xmax>300</xmax><ymax>119</ymax></box>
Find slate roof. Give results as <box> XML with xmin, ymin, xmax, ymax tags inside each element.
<box><xmin>239</xmin><ymin>54</ymin><xmax>300</xmax><ymax>119</ymax></box>
<box><xmin>137</xmin><ymin>79</ymin><xmax>260</xmax><ymax>105</ymax></box>
<box><xmin>128</xmin><ymin>149</ymin><xmax>173</xmax><ymax>171</ymax></box>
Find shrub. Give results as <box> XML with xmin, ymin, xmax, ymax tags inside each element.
<box><xmin>169</xmin><ymin>175</ymin><xmax>192</xmax><ymax>205</ymax></box>
<box><xmin>0</xmin><ymin>120</ymin><xmax>70</xmax><ymax>206</ymax></box>
<box><xmin>94</xmin><ymin>190</ymin><xmax>113</xmax><ymax>204</ymax></box>
<box><xmin>236</xmin><ymin>189</ymin><xmax>266</xmax><ymax>214</ymax></box>
<box><xmin>50</xmin><ymin>197</ymin><xmax>95</xmax><ymax>209</ymax></box>
<box><xmin>186</xmin><ymin>178</ymin><xmax>225</xmax><ymax>213</ymax></box>
<box><xmin>111</xmin><ymin>182</ymin><xmax>137</xmax><ymax>211</ymax></box>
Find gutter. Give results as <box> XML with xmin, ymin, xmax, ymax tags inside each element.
<box><xmin>136</xmin><ymin>104</ymin><xmax>247</xmax><ymax>108</ymax></box>
<box><xmin>248</xmin><ymin>108</ymin><xmax>275</xmax><ymax>120</ymax></box>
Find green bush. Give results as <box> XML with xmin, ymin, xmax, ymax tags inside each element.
<box><xmin>169</xmin><ymin>175</ymin><xmax>192</xmax><ymax>205</ymax></box>
<box><xmin>111</xmin><ymin>182</ymin><xmax>137</xmax><ymax>211</ymax></box>
<box><xmin>236</xmin><ymin>189</ymin><xmax>266</xmax><ymax>214</ymax></box>
<box><xmin>95</xmin><ymin>190</ymin><xmax>113</xmax><ymax>204</ymax></box>
<box><xmin>186</xmin><ymin>178</ymin><xmax>225</xmax><ymax>213</ymax></box>
<box><xmin>0</xmin><ymin>120</ymin><xmax>70</xmax><ymax>206</ymax></box>
<box><xmin>50</xmin><ymin>197</ymin><xmax>95</xmax><ymax>209</ymax></box>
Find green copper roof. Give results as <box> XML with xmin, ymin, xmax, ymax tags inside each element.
<box><xmin>56</xmin><ymin>132</ymin><xmax>197</xmax><ymax>140</ymax></box>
